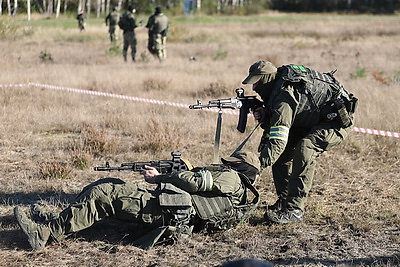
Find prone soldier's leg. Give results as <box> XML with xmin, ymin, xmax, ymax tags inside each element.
<box><xmin>48</xmin><ymin>182</ymin><xmax>117</xmax><ymax>241</ymax></box>
<box><xmin>49</xmin><ymin>182</ymin><xmax>162</xmax><ymax>242</ymax></box>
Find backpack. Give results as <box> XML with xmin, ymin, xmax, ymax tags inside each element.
<box><xmin>118</xmin><ymin>13</ymin><xmax>128</xmax><ymax>30</ymax></box>
<box><xmin>277</xmin><ymin>64</ymin><xmax>358</xmax><ymax>127</ymax></box>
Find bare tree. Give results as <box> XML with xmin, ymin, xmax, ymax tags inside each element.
<box><xmin>117</xmin><ymin>0</ymin><xmax>123</xmax><ymax>11</ymax></box>
<box><xmin>101</xmin><ymin>0</ymin><xmax>105</xmax><ymax>15</ymax></box>
<box><xmin>56</xmin><ymin>0</ymin><xmax>61</xmax><ymax>18</ymax></box>
<box><xmin>12</xmin><ymin>0</ymin><xmax>17</xmax><ymax>15</ymax></box>
<box><xmin>27</xmin><ymin>0</ymin><xmax>31</xmax><ymax>20</ymax></box>
<box><xmin>7</xmin><ymin>0</ymin><xmax>11</xmax><ymax>15</ymax></box>
<box><xmin>63</xmin><ymin>0</ymin><xmax>68</xmax><ymax>13</ymax></box>
<box><xmin>96</xmin><ymin>0</ymin><xmax>100</xmax><ymax>17</ymax></box>
<box><xmin>46</xmin><ymin>0</ymin><xmax>53</xmax><ymax>15</ymax></box>
<box><xmin>86</xmin><ymin>0</ymin><xmax>91</xmax><ymax>17</ymax></box>
<box><xmin>106</xmin><ymin>0</ymin><xmax>110</xmax><ymax>14</ymax></box>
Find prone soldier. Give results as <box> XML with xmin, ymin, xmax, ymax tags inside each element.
<box><xmin>14</xmin><ymin>151</ymin><xmax>260</xmax><ymax>250</ymax></box>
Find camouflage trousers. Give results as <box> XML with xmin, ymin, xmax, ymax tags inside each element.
<box><xmin>108</xmin><ymin>25</ymin><xmax>117</xmax><ymax>43</ymax></box>
<box><xmin>48</xmin><ymin>179</ymin><xmax>164</xmax><ymax>242</ymax></box>
<box><xmin>123</xmin><ymin>31</ymin><xmax>137</xmax><ymax>61</ymax></box>
<box><xmin>78</xmin><ymin>21</ymin><xmax>85</xmax><ymax>31</ymax></box>
<box><xmin>271</xmin><ymin>122</ymin><xmax>351</xmax><ymax>211</ymax></box>
<box><xmin>148</xmin><ymin>33</ymin><xmax>167</xmax><ymax>60</ymax></box>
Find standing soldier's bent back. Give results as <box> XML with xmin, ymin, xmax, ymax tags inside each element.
<box><xmin>146</xmin><ymin>6</ymin><xmax>170</xmax><ymax>61</ymax></box>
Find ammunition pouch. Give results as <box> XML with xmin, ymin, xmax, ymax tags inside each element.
<box><xmin>158</xmin><ymin>183</ymin><xmax>195</xmax><ymax>239</ymax></box>
<box><xmin>191</xmin><ymin>174</ymin><xmax>259</xmax><ymax>232</ymax></box>
<box><xmin>324</xmin><ymin>94</ymin><xmax>358</xmax><ymax>128</ymax></box>
<box><xmin>131</xmin><ymin>182</ymin><xmax>195</xmax><ymax>251</ymax></box>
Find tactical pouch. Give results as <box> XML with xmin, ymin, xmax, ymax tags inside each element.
<box><xmin>158</xmin><ymin>183</ymin><xmax>192</xmax><ymax>207</ymax></box>
<box><xmin>346</xmin><ymin>94</ymin><xmax>359</xmax><ymax>114</ymax></box>
<box><xmin>191</xmin><ymin>194</ymin><xmax>233</xmax><ymax>220</ymax></box>
<box><xmin>157</xmin><ymin>183</ymin><xmax>195</xmax><ymax>240</ymax></box>
<box><xmin>333</xmin><ymin>98</ymin><xmax>352</xmax><ymax>128</ymax></box>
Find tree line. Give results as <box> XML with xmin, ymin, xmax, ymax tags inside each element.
<box><xmin>269</xmin><ymin>0</ymin><xmax>399</xmax><ymax>14</ymax></box>
<box><xmin>0</xmin><ymin>0</ymin><xmax>399</xmax><ymax>18</ymax></box>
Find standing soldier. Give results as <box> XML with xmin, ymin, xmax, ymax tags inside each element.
<box><xmin>146</xmin><ymin>6</ymin><xmax>169</xmax><ymax>61</ymax></box>
<box><xmin>76</xmin><ymin>10</ymin><xmax>85</xmax><ymax>31</ymax></box>
<box><xmin>118</xmin><ymin>5</ymin><xmax>139</xmax><ymax>62</ymax></box>
<box><xmin>241</xmin><ymin>61</ymin><xmax>358</xmax><ymax>224</ymax></box>
<box><xmin>105</xmin><ymin>7</ymin><xmax>119</xmax><ymax>43</ymax></box>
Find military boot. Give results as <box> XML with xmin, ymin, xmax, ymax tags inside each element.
<box><xmin>14</xmin><ymin>206</ymin><xmax>51</xmax><ymax>250</ymax></box>
<box><xmin>267</xmin><ymin>196</ymin><xmax>286</xmax><ymax>211</ymax></box>
<box><xmin>264</xmin><ymin>208</ymin><xmax>303</xmax><ymax>224</ymax></box>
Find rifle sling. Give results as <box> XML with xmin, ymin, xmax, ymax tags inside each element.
<box><xmin>231</xmin><ymin>122</ymin><xmax>261</xmax><ymax>156</ymax></box>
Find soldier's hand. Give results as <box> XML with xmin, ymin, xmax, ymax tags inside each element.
<box><xmin>142</xmin><ymin>165</ymin><xmax>160</xmax><ymax>184</ymax></box>
<box><xmin>252</xmin><ymin>106</ymin><xmax>266</xmax><ymax>121</ymax></box>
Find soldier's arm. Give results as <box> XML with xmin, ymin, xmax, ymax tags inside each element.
<box><xmin>259</xmin><ymin>86</ymin><xmax>297</xmax><ymax>167</ymax></box>
<box><xmin>154</xmin><ymin>170</ymin><xmax>213</xmax><ymax>193</ymax></box>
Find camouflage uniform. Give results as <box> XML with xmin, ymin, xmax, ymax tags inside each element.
<box><xmin>242</xmin><ymin>61</ymin><xmax>358</xmax><ymax>223</ymax></box>
<box><xmin>76</xmin><ymin>11</ymin><xmax>85</xmax><ymax>31</ymax></box>
<box><xmin>105</xmin><ymin>8</ymin><xmax>119</xmax><ymax>43</ymax></box>
<box><xmin>120</xmin><ymin>6</ymin><xmax>138</xmax><ymax>62</ymax></box>
<box><xmin>146</xmin><ymin>7</ymin><xmax>169</xmax><ymax>61</ymax></box>
<box><xmin>15</xmin><ymin>151</ymin><xmax>260</xmax><ymax>250</ymax></box>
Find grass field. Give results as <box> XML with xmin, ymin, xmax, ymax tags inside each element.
<box><xmin>0</xmin><ymin>12</ymin><xmax>399</xmax><ymax>266</ymax></box>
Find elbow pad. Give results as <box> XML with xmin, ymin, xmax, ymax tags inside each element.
<box><xmin>196</xmin><ymin>170</ymin><xmax>214</xmax><ymax>192</ymax></box>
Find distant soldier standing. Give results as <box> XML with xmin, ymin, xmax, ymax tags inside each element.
<box><xmin>77</xmin><ymin>10</ymin><xmax>86</xmax><ymax>31</ymax></box>
<box><xmin>105</xmin><ymin>7</ymin><xmax>120</xmax><ymax>43</ymax></box>
<box><xmin>118</xmin><ymin>5</ymin><xmax>139</xmax><ymax>62</ymax></box>
<box><xmin>146</xmin><ymin>6</ymin><xmax>169</xmax><ymax>61</ymax></box>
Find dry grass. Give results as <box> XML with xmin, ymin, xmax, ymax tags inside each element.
<box><xmin>0</xmin><ymin>12</ymin><xmax>399</xmax><ymax>266</ymax></box>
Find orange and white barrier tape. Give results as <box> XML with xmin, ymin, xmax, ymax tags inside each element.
<box><xmin>1</xmin><ymin>83</ymin><xmax>399</xmax><ymax>138</ymax></box>
<box><xmin>352</xmin><ymin>127</ymin><xmax>399</xmax><ymax>138</ymax></box>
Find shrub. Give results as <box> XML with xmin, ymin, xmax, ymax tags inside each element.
<box><xmin>350</xmin><ymin>64</ymin><xmax>367</xmax><ymax>79</ymax></box>
<box><xmin>39</xmin><ymin>49</ymin><xmax>54</xmax><ymax>62</ymax></box>
<box><xmin>143</xmin><ymin>78</ymin><xmax>171</xmax><ymax>91</ymax></box>
<box><xmin>67</xmin><ymin>125</ymin><xmax>117</xmax><ymax>158</ymax></box>
<box><xmin>38</xmin><ymin>161</ymin><xmax>73</xmax><ymax>180</ymax></box>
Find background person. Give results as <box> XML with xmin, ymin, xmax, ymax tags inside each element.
<box><xmin>118</xmin><ymin>5</ymin><xmax>139</xmax><ymax>62</ymax></box>
<box><xmin>105</xmin><ymin>7</ymin><xmax>120</xmax><ymax>43</ymax></box>
<box><xmin>146</xmin><ymin>6</ymin><xmax>170</xmax><ymax>61</ymax></box>
<box><xmin>76</xmin><ymin>10</ymin><xmax>85</xmax><ymax>31</ymax></box>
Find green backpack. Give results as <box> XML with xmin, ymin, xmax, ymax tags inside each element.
<box><xmin>277</xmin><ymin>64</ymin><xmax>358</xmax><ymax>127</ymax></box>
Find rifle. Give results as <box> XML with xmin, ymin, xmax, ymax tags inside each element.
<box><xmin>189</xmin><ymin>88</ymin><xmax>263</xmax><ymax>133</ymax></box>
<box><xmin>94</xmin><ymin>151</ymin><xmax>191</xmax><ymax>174</ymax></box>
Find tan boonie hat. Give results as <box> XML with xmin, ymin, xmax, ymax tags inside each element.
<box><xmin>242</xmin><ymin>60</ymin><xmax>277</xmax><ymax>84</ymax></box>
<box><xmin>221</xmin><ymin>150</ymin><xmax>261</xmax><ymax>171</ymax></box>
